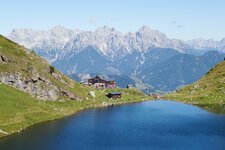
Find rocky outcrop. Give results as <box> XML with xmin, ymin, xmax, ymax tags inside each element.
<box><xmin>0</xmin><ymin>72</ymin><xmax>78</xmax><ymax>101</ymax></box>
<box><xmin>0</xmin><ymin>129</ymin><xmax>8</xmax><ymax>135</ymax></box>
<box><xmin>0</xmin><ymin>54</ymin><xmax>16</xmax><ymax>64</ymax></box>
<box><xmin>0</xmin><ymin>72</ymin><xmax>59</xmax><ymax>100</ymax></box>
<box><xmin>89</xmin><ymin>91</ymin><xmax>96</xmax><ymax>97</ymax></box>
<box><xmin>0</xmin><ymin>54</ymin><xmax>7</xmax><ymax>62</ymax></box>
<box><xmin>61</xmin><ymin>89</ymin><xmax>76</xmax><ymax>100</ymax></box>
<box><xmin>0</xmin><ymin>55</ymin><xmax>77</xmax><ymax>101</ymax></box>
<box><xmin>101</xmin><ymin>101</ymin><xmax>109</xmax><ymax>107</ymax></box>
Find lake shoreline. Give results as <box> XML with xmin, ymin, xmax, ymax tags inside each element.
<box><xmin>2</xmin><ymin>100</ymin><xmax>225</xmax><ymax>150</ymax></box>
<box><xmin>2</xmin><ymin>96</ymin><xmax>224</xmax><ymax>139</ymax></box>
<box><xmin>0</xmin><ymin>97</ymin><xmax>151</xmax><ymax>139</ymax></box>
<box><xmin>164</xmin><ymin>98</ymin><xmax>225</xmax><ymax>114</ymax></box>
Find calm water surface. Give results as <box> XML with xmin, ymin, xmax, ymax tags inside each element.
<box><xmin>1</xmin><ymin>100</ymin><xmax>225</xmax><ymax>150</ymax></box>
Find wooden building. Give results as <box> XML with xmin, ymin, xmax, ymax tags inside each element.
<box><xmin>88</xmin><ymin>75</ymin><xmax>116</xmax><ymax>89</ymax></box>
<box><xmin>127</xmin><ymin>84</ymin><xmax>133</xmax><ymax>89</ymax></box>
<box><xmin>107</xmin><ymin>92</ymin><xmax>121</xmax><ymax>99</ymax></box>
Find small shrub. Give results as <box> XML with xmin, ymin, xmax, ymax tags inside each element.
<box><xmin>31</xmin><ymin>51</ymin><xmax>37</xmax><ymax>55</ymax></box>
<box><xmin>49</xmin><ymin>65</ymin><xmax>55</xmax><ymax>74</ymax></box>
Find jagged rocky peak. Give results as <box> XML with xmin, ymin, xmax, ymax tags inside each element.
<box><xmin>137</xmin><ymin>26</ymin><xmax>165</xmax><ymax>37</ymax></box>
<box><xmin>49</xmin><ymin>25</ymin><xmax>78</xmax><ymax>38</ymax></box>
<box><xmin>138</xmin><ymin>25</ymin><xmax>154</xmax><ymax>33</ymax></box>
<box><xmin>134</xmin><ymin>26</ymin><xmax>173</xmax><ymax>50</ymax></box>
<box><xmin>220</xmin><ymin>38</ymin><xmax>225</xmax><ymax>43</ymax></box>
<box><xmin>187</xmin><ymin>38</ymin><xmax>221</xmax><ymax>50</ymax></box>
<box><xmin>10</xmin><ymin>28</ymin><xmax>34</xmax><ymax>35</ymax></box>
<box><xmin>95</xmin><ymin>25</ymin><xmax>116</xmax><ymax>33</ymax></box>
<box><xmin>51</xmin><ymin>25</ymin><xmax>68</xmax><ymax>31</ymax></box>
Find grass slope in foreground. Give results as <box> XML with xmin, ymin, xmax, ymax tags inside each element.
<box><xmin>0</xmin><ymin>35</ymin><xmax>150</xmax><ymax>138</ymax></box>
<box><xmin>0</xmin><ymin>83</ymin><xmax>148</xmax><ymax>138</ymax></box>
<box><xmin>165</xmin><ymin>60</ymin><xmax>225</xmax><ymax>113</ymax></box>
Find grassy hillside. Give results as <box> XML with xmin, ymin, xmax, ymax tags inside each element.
<box><xmin>0</xmin><ymin>35</ymin><xmax>150</xmax><ymax>138</ymax></box>
<box><xmin>165</xmin><ymin>60</ymin><xmax>225</xmax><ymax>113</ymax></box>
<box><xmin>0</xmin><ymin>34</ymin><xmax>94</xmax><ymax>100</ymax></box>
<box><xmin>0</xmin><ymin>83</ymin><xmax>148</xmax><ymax>138</ymax></box>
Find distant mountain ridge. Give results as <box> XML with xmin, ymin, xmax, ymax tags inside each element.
<box><xmin>138</xmin><ymin>51</ymin><xmax>225</xmax><ymax>92</ymax></box>
<box><xmin>8</xmin><ymin>25</ymin><xmax>225</xmax><ymax>63</ymax></box>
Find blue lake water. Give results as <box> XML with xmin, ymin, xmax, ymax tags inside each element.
<box><xmin>1</xmin><ymin>100</ymin><xmax>225</xmax><ymax>150</ymax></box>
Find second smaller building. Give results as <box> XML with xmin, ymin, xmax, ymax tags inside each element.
<box><xmin>107</xmin><ymin>92</ymin><xmax>121</xmax><ymax>99</ymax></box>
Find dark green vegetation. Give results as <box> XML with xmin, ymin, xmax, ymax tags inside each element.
<box><xmin>0</xmin><ymin>35</ymin><xmax>149</xmax><ymax>138</ymax></box>
<box><xmin>165</xmin><ymin>60</ymin><xmax>225</xmax><ymax>113</ymax></box>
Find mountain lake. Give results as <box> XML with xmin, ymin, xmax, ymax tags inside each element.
<box><xmin>0</xmin><ymin>100</ymin><xmax>225</xmax><ymax>150</ymax></box>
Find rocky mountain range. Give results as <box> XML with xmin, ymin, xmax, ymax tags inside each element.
<box><xmin>8</xmin><ymin>25</ymin><xmax>225</xmax><ymax>62</ymax></box>
<box><xmin>8</xmin><ymin>26</ymin><xmax>225</xmax><ymax>92</ymax></box>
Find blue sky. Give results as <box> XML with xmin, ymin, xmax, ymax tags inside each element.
<box><xmin>1</xmin><ymin>0</ymin><xmax>225</xmax><ymax>40</ymax></box>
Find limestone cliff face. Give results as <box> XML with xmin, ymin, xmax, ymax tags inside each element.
<box><xmin>0</xmin><ymin>35</ymin><xmax>83</xmax><ymax>101</ymax></box>
<box><xmin>0</xmin><ymin>72</ymin><xmax>60</xmax><ymax>100</ymax></box>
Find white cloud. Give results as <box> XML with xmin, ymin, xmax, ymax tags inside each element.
<box><xmin>89</xmin><ymin>17</ymin><xmax>98</xmax><ymax>24</ymax></box>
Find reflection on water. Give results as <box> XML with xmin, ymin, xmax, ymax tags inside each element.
<box><xmin>198</xmin><ymin>103</ymin><xmax>225</xmax><ymax>114</ymax></box>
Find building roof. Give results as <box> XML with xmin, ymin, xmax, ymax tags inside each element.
<box><xmin>91</xmin><ymin>75</ymin><xmax>115</xmax><ymax>82</ymax></box>
<box><xmin>108</xmin><ymin>92</ymin><xmax>121</xmax><ymax>95</ymax></box>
